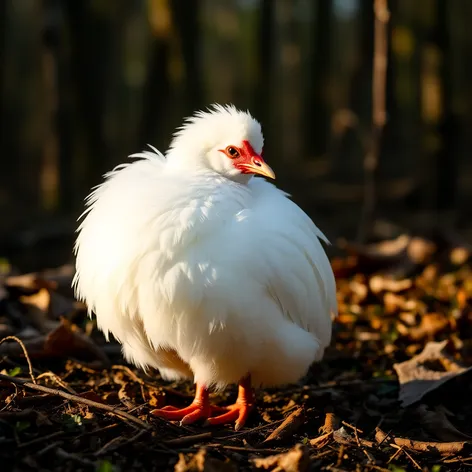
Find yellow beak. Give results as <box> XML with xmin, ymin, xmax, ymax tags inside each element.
<box><xmin>245</xmin><ymin>161</ymin><xmax>276</xmax><ymax>180</ymax></box>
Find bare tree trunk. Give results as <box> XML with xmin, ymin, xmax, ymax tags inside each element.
<box><xmin>255</xmin><ymin>0</ymin><xmax>274</xmax><ymax>116</ymax></box>
<box><xmin>171</xmin><ymin>0</ymin><xmax>203</xmax><ymax>112</ymax></box>
<box><xmin>41</xmin><ymin>0</ymin><xmax>73</xmax><ymax>212</ymax></box>
<box><xmin>0</xmin><ymin>0</ymin><xmax>10</xmax><ymax>197</ymax></box>
<box><xmin>336</xmin><ymin>0</ymin><xmax>374</xmax><ymax>182</ymax></box>
<box><xmin>357</xmin><ymin>0</ymin><xmax>390</xmax><ymax>242</ymax></box>
<box><xmin>139</xmin><ymin>0</ymin><xmax>171</xmax><ymax>147</ymax></box>
<box><xmin>434</xmin><ymin>0</ymin><xmax>459</xmax><ymax>224</ymax></box>
<box><xmin>0</xmin><ymin>0</ymin><xmax>6</xmax><ymax>149</ymax></box>
<box><xmin>254</xmin><ymin>0</ymin><xmax>275</xmax><ymax>159</ymax></box>
<box><xmin>64</xmin><ymin>0</ymin><xmax>111</xmax><ymax>194</ymax></box>
<box><xmin>273</xmin><ymin>0</ymin><xmax>302</xmax><ymax>165</ymax></box>
<box><xmin>304</xmin><ymin>0</ymin><xmax>332</xmax><ymax>158</ymax></box>
<box><xmin>416</xmin><ymin>0</ymin><xmax>458</xmax><ymax>231</ymax></box>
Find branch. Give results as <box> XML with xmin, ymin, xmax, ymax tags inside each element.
<box><xmin>0</xmin><ymin>373</ymin><xmax>152</xmax><ymax>431</ymax></box>
<box><xmin>358</xmin><ymin>0</ymin><xmax>390</xmax><ymax>242</ymax></box>
<box><xmin>261</xmin><ymin>407</ymin><xmax>305</xmax><ymax>444</ymax></box>
<box><xmin>0</xmin><ymin>336</ymin><xmax>36</xmax><ymax>383</ymax></box>
<box><xmin>375</xmin><ymin>427</ymin><xmax>471</xmax><ymax>455</ymax></box>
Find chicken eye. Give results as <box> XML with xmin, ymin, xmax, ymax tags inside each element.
<box><xmin>226</xmin><ymin>146</ymin><xmax>240</xmax><ymax>158</ymax></box>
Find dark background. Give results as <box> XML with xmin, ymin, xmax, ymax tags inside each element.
<box><xmin>1</xmin><ymin>0</ymin><xmax>471</xmax><ymax>271</ymax></box>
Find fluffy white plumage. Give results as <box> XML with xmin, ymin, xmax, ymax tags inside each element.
<box><xmin>73</xmin><ymin>104</ymin><xmax>337</xmax><ymax>393</ymax></box>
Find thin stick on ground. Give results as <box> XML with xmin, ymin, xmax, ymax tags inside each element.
<box><xmin>36</xmin><ymin>371</ymin><xmax>77</xmax><ymax>394</ymax></box>
<box><xmin>0</xmin><ymin>336</ymin><xmax>36</xmax><ymax>383</ymax></box>
<box><xmin>0</xmin><ymin>373</ymin><xmax>152</xmax><ymax>430</ymax></box>
<box><xmin>55</xmin><ymin>447</ymin><xmax>97</xmax><ymax>467</ymax></box>
<box><xmin>112</xmin><ymin>364</ymin><xmax>147</xmax><ymax>401</ymax></box>
<box><xmin>393</xmin><ymin>445</ymin><xmax>422</xmax><ymax>471</ymax></box>
<box><xmin>375</xmin><ymin>428</ymin><xmax>471</xmax><ymax>455</ymax></box>
<box><xmin>18</xmin><ymin>430</ymin><xmax>65</xmax><ymax>449</ymax></box>
<box><xmin>261</xmin><ymin>407</ymin><xmax>305</xmax><ymax>444</ymax></box>
<box><xmin>94</xmin><ymin>429</ymin><xmax>150</xmax><ymax>456</ymax></box>
<box><xmin>164</xmin><ymin>432</ymin><xmax>213</xmax><ymax>447</ymax></box>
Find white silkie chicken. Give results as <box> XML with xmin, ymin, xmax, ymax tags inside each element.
<box><xmin>73</xmin><ymin>104</ymin><xmax>337</xmax><ymax>430</ymax></box>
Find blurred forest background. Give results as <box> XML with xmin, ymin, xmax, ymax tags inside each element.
<box><xmin>1</xmin><ymin>0</ymin><xmax>471</xmax><ymax>271</ymax></box>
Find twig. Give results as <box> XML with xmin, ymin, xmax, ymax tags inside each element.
<box><xmin>75</xmin><ymin>422</ymin><xmax>119</xmax><ymax>439</ymax></box>
<box><xmin>0</xmin><ymin>336</ymin><xmax>36</xmax><ymax>383</ymax></box>
<box><xmin>262</xmin><ymin>407</ymin><xmax>305</xmax><ymax>444</ymax></box>
<box><xmin>55</xmin><ymin>447</ymin><xmax>97</xmax><ymax>467</ymax></box>
<box><xmin>335</xmin><ymin>444</ymin><xmax>344</xmax><ymax>467</ymax></box>
<box><xmin>111</xmin><ymin>364</ymin><xmax>144</xmax><ymax>384</ymax></box>
<box><xmin>375</xmin><ymin>428</ymin><xmax>471</xmax><ymax>455</ymax></box>
<box><xmin>94</xmin><ymin>429</ymin><xmax>149</xmax><ymax>456</ymax></box>
<box><xmin>332</xmin><ymin>427</ymin><xmax>375</xmax><ymax>449</ymax></box>
<box><xmin>392</xmin><ymin>444</ymin><xmax>422</xmax><ymax>470</ymax></box>
<box><xmin>443</xmin><ymin>456</ymin><xmax>472</xmax><ymax>464</ymax></box>
<box><xmin>0</xmin><ymin>373</ymin><xmax>152</xmax><ymax>431</ymax></box>
<box><xmin>321</xmin><ymin>412</ymin><xmax>340</xmax><ymax>434</ymax></box>
<box><xmin>206</xmin><ymin>444</ymin><xmax>283</xmax><ymax>455</ymax></box>
<box><xmin>223</xmin><ymin>418</ymin><xmax>285</xmax><ymax>440</ymax></box>
<box><xmin>386</xmin><ymin>445</ymin><xmax>403</xmax><ymax>464</ymax></box>
<box><xmin>14</xmin><ymin>393</ymin><xmax>55</xmax><ymax>407</ymax></box>
<box><xmin>310</xmin><ymin>431</ymin><xmax>332</xmax><ymax>447</ymax></box>
<box><xmin>36</xmin><ymin>440</ymin><xmax>64</xmax><ymax>457</ymax></box>
<box><xmin>112</xmin><ymin>364</ymin><xmax>147</xmax><ymax>402</ymax></box>
<box><xmin>376</xmin><ymin>428</ymin><xmax>392</xmax><ymax>447</ymax></box>
<box><xmin>311</xmin><ymin>411</ymin><xmax>339</xmax><ymax>447</ymax></box>
<box><xmin>341</xmin><ymin>421</ymin><xmax>364</xmax><ymax>435</ymax></box>
<box><xmin>18</xmin><ymin>430</ymin><xmax>65</xmax><ymax>449</ymax></box>
<box><xmin>364</xmin><ymin>465</ymin><xmax>391</xmax><ymax>472</ymax></box>
<box><xmin>363</xmin><ymin>448</ymin><xmax>376</xmax><ymax>463</ymax></box>
<box><xmin>282</xmin><ymin>377</ymin><xmax>397</xmax><ymax>396</ymax></box>
<box><xmin>309</xmin><ymin>450</ymin><xmax>336</xmax><ymax>461</ymax></box>
<box><xmin>36</xmin><ymin>371</ymin><xmax>77</xmax><ymax>394</ymax></box>
<box><xmin>0</xmin><ymin>408</ymin><xmax>39</xmax><ymax>420</ymax></box>
<box><xmin>164</xmin><ymin>432</ymin><xmax>213</xmax><ymax>447</ymax></box>
<box><xmin>357</xmin><ymin>0</ymin><xmax>390</xmax><ymax>242</ymax></box>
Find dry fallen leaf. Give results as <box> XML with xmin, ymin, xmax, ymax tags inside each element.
<box><xmin>394</xmin><ymin>340</ymin><xmax>472</xmax><ymax>406</ymax></box>
<box><xmin>0</xmin><ymin>318</ymin><xmax>109</xmax><ymax>365</ymax></box>
<box><xmin>174</xmin><ymin>448</ymin><xmax>237</xmax><ymax>472</ymax></box>
<box><xmin>19</xmin><ymin>288</ymin><xmax>57</xmax><ymax>333</ymax></box>
<box><xmin>408</xmin><ymin>313</ymin><xmax>450</xmax><ymax>341</ymax></box>
<box><xmin>407</xmin><ymin>237</ymin><xmax>437</xmax><ymax>264</ymax></box>
<box><xmin>414</xmin><ymin>404</ymin><xmax>472</xmax><ymax>442</ymax></box>
<box><xmin>44</xmin><ymin>318</ymin><xmax>110</xmax><ymax>364</ymax></box>
<box><xmin>5</xmin><ymin>273</ymin><xmax>57</xmax><ymax>294</ymax></box>
<box><xmin>369</xmin><ymin>275</ymin><xmax>412</xmax><ymax>294</ymax></box>
<box><xmin>113</xmin><ymin>372</ymin><xmax>137</xmax><ymax>409</ymax></box>
<box><xmin>262</xmin><ymin>407</ymin><xmax>305</xmax><ymax>444</ymax></box>
<box><xmin>450</xmin><ymin>246</ymin><xmax>470</xmax><ymax>265</ymax></box>
<box><xmin>251</xmin><ymin>444</ymin><xmax>309</xmax><ymax>472</ymax></box>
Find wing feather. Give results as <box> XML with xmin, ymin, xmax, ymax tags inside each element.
<box><xmin>246</xmin><ymin>179</ymin><xmax>337</xmax><ymax>349</ymax></box>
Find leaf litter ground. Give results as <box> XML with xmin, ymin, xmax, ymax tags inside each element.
<box><xmin>0</xmin><ymin>232</ymin><xmax>471</xmax><ymax>471</ymax></box>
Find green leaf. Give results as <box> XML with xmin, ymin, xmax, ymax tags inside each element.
<box><xmin>432</xmin><ymin>466</ymin><xmax>441</xmax><ymax>472</ymax></box>
<box><xmin>388</xmin><ymin>465</ymin><xmax>406</xmax><ymax>472</ymax></box>
<box><xmin>62</xmin><ymin>414</ymin><xmax>84</xmax><ymax>431</ymax></box>
<box><xmin>8</xmin><ymin>367</ymin><xmax>22</xmax><ymax>377</ymax></box>
<box><xmin>97</xmin><ymin>460</ymin><xmax>116</xmax><ymax>472</ymax></box>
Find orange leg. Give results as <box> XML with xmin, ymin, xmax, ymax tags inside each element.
<box><xmin>151</xmin><ymin>375</ymin><xmax>254</xmax><ymax>430</ymax></box>
<box><xmin>206</xmin><ymin>375</ymin><xmax>254</xmax><ymax>431</ymax></box>
<box><xmin>151</xmin><ymin>384</ymin><xmax>215</xmax><ymax>425</ymax></box>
